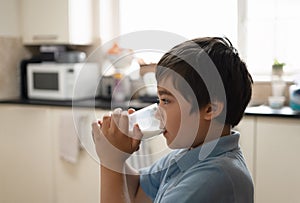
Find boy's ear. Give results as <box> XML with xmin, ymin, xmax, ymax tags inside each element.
<box><xmin>203</xmin><ymin>101</ymin><xmax>224</xmax><ymax>120</ymax></box>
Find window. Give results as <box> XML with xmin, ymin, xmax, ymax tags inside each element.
<box><xmin>245</xmin><ymin>0</ymin><xmax>300</xmax><ymax>75</ymax></box>
<box><xmin>99</xmin><ymin>0</ymin><xmax>300</xmax><ymax>76</ymax></box>
<box><xmin>119</xmin><ymin>0</ymin><xmax>237</xmax><ymax>41</ymax></box>
<box><xmin>117</xmin><ymin>0</ymin><xmax>237</xmax><ymax>63</ymax></box>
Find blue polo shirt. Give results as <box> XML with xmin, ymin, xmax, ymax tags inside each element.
<box><xmin>139</xmin><ymin>131</ymin><xmax>254</xmax><ymax>203</ymax></box>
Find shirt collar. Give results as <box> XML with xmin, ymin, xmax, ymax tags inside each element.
<box><xmin>174</xmin><ymin>131</ymin><xmax>240</xmax><ymax>171</ymax></box>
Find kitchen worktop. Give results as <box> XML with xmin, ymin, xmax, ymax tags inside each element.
<box><xmin>245</xmin><ymin>105</ymin><xmax>300</xmax><ymax>118</ymax></box>
<box><xmin>0</xmin><ymin>98</ymin><xmax>151</xmax><ymax>110</ymax></box>
<box><xmin>1</xmin><ymin>99</ymin><xmax>300</xmax><ymax>118</ymax></box>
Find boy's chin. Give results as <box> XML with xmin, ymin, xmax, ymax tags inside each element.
<box><xmin>163</xmin><ymin>131</ymin><xmax>178</xmax><ymax>149</ymax></box>
<box><xmin>166</xmin><ymin>134</ymin><xmax>198</xmax><ymax>149</ymax></box>
<box><xmin>167</xmin><ymin>143</ymin><xmax>188</xmax><ymax>149</ymax></box>
<box><xmin>167</xmin><ymin>139</ymin><xmax>194</xmax><ymax>149</ymax></box>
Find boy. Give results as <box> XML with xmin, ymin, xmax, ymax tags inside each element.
<box><xmin>92</xmin><ymin>37</ymin><xmax>254</xmax><ymax>202</ymax></box>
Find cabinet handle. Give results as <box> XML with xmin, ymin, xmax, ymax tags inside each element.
<box><xmin>32</xmin><ymin>35</ymin><xmax>58</xmax><ymax>41</ymax></box>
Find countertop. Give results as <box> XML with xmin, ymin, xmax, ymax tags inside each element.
<box><xmin>0</xmin><ymin>98</ymin><xmax>151</xmax><ymax>110</ymax></box>
<box><xmin>244</xmin><ymin>105</ymin><xmax>300</xmax><ymax>118</ymax></box>
<box><xmin>1</xmin><ymin>99</ymin><xmax>300</xmax><ymax>118</ymax></box>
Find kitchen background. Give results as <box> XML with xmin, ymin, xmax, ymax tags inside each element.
<box><xmin>0</xmin><ymin>0</ymin><xmax>300</xmax><ymax>203</ymax></box>
<box><xmin>1</xmin><ymin>0</ymin><xmax>300</xmax><ymax>102</ymax></box>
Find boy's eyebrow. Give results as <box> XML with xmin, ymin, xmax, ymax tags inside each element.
<box><xmin>158</xmin><ymin>89</ymin><xmax>173</xmax><ymax>96</ymax></box>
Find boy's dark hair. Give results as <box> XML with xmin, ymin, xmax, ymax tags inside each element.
<box><xmin>156</xmin><ymin>37</ymin><xmax>253</xmax><ymax>127</ymax></box>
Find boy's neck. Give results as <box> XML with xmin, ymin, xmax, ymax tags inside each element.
<box><xmin>220</xmin><ymin>124</ymin><xmax>232</xmax><ymax>137</ymax></box>
<box><xmin>192</xmin><ymin>123</ymin><xmax>231</xmax><ymax>149</ymax></box>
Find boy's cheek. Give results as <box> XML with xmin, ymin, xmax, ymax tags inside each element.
<box><xmin>166</xmin><ymin>120</ymin><xmax>181</xmax><ymax>138</ymax></box>
<box><xmin>175</xmin><ymin>113</ymin><xmax>200</xmax><ymax>146</ymax></box>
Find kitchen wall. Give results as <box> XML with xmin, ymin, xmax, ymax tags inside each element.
<box><xmin>0</xmin><ymin>0</ymin><xmax>30</xmax><ymax>99</ymax></box>
<box><xmin>251</xmin><ymin>81</ymin><xmax>292</xmax><ymax>106</ymax></box>
<box><xmin>0</xmin><ymin>0</ymin><xmax>102</xmax><ymax>100</ymax></box>
<box><xmin>0</xmin><ymin>0</ymin><xmax>293</xmax><ymax>105</ymax></box>
<box><xmin>0</xmin><ymin>0</ymin><xmax>20</xmax><ymax>36</ymax></box>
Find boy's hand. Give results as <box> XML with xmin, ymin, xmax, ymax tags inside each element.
<box><xmin>92</xmin><ymin>108</ymin><xmax>142</xmax><ymax>171</ymax></box>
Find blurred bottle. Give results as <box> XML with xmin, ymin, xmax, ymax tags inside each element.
<box><xmin>112</xmin><ymin>71</ymin><xmax>126</xmax><ymax>102</ymax></box>
<box><xmin>269</xmin><ymin>63</ymin><xmax>286</xmax><ymax>108</ymax></box>
<box><xmin>289</xmin><ymin>81</ymin><xmax>300</xmax><ymax>111</ymax></box>
<box><xmin>271</xmin><ymin>74</ymin><xmax>286</xmax><ymax>97</ymax></box>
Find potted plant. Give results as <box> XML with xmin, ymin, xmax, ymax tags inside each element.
<box><xmin>272</xmin><ymin>59</ymin><xmax>285</xmax><ymax>76</ymax></box>
<box><xmin>271</xmin><ymin>58</ymin><xmax>286</xmax><ymax>101</ymax></box>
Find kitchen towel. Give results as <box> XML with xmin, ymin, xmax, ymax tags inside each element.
<box><xmin>59</xmin><ymin>113</ymin><xmax>80</xmax><ymax>163</ymax></box>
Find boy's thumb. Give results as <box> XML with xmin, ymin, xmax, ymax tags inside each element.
<box><xmin>133</xmin><ymin>124</ymin><xmax>143</xmax><ymax>140</ymax></box>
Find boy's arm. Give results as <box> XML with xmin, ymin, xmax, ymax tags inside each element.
<box><xmin>125</xmin><ymin>164</ymin><xmax>152</xmax><ymax>203</ymax></box>
<box><xmin>100</xmin><ymin>165</ymin><xmax>129</xmax><ymax>202</ymax></box>
<box><xmin>100</xmin><ymin>163</ymin><xmax>152</xmax><ymax>203</ymax></box>
<box><xmin>92</xmin><ymin>110</ymin><xmax>151</xmax><ymax>203</ymax></box>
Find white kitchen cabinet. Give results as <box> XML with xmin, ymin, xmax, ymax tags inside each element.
<box><xmin>0</xmin><ymin>104</ymin><xmax>107</xmax><ymax>203</ymax></box>
<box><xmin>20</xmin><ymin>0</ymin><xmax>94</xmax><ymax>45</ymax></box>
<box><xmin>234</xmin><ymin>116</ymin><xmax>256</xmax><ymax>180</ymax></box>
<box><xmin>255</xmin><ymin>117</ymin><xmax>300</xmax><ymax>203</ymax></box>
<box><xmin>51</xmin><ymin>107</ymin><xmax>106</xmax><ymax>203</ymax></box>
<box><xmin>0</xmin><ymin>105</ymin><xmax>54</xmax><ymax>203</ymax></box>
<box><xmin>2</xmin><ymin>103</ymin><xmax>299</xmax><ymax>203</ymax></box>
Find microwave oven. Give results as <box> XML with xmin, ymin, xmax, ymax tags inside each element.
<box><xmin>26</xmin><ymin>63</ymin><xmax>100</xmax><ymax>100</ymax></box>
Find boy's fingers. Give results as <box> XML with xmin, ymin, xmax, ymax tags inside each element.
<box><xmin>133</xmin><ymin>124</ymin><xmax>143</xmax><ymax>140</ymax></box>
<box><xmin>118</xmin><ymin>111</ymin><xmax>129</xmax><ymax>136</ymax></box>
<box><xmin>91</xmin><ymin>122</ymin><xmax>102</xmax><ymax>142</ymax></box>
<box><xmin>92</xmin><ymin>122</ymin><xmax>101</xmax><ymax>134</ymax></box>
<box><xmin>128</xmin><ymin>108</ymin><xmax>135</xmax><ymax>114</ymax></box>
<box><xmin>101</xmin><ymin>114</ymin><xmax>111</xmax><ymax>132</ymax></box>
<box><xmin>132</xmin><ymin>124</ymin><xmax>142</xmax><ymax>150</ymax></box>
<box><xmin>110</xmin><ymin>108</ymin><xmax>122</xmax><ymax>132</ymax></box>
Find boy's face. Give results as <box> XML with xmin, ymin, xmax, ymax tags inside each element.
<box><xmin>157</xmin><ymin>77</ymin><xmax>204</xmax><ymax>149</ymax></box>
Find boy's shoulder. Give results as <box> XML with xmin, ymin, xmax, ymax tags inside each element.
<box><xmin>175</xmin><ymin>149</ymin><xmax>254</xmax><ymax>202</ymax></box>
<box><xmin>154</xmin><ymin>148</ymin><xmax>187</xmax><ymax>168</ymax></box>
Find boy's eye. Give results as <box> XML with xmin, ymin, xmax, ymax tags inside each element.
<box><xmin>160</xmin><ymin>98</ymin><xmax>170</xmax><ymax>105</ymax></box>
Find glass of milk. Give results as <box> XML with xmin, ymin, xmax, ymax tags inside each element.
<box><xmin>128</xmin><ymin>103</ymin><xmax>165</xmax><ymax>139</ymax></box>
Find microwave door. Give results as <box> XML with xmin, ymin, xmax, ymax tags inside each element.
<box><xmin>27</xmin><ymin>66</ymin><xmax>65</xmax><ymax>100</ymax></box>
<box><xmin>33</xmin><ymin>72</ymin><xmax>59</xmax><ymax>91</ymax></box>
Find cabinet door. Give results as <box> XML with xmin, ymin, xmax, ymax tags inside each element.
<box><xmin>256</xmin><ymin>117</ymin><xmax>300</xmax><ymax>203</ymax></box>
<box><xmin>234</xmin><ymin>116</ymin><xmax>256</xmax><ymax>180</ymax></box>
<box><xmin>51</xmin><ymin>107</ymin><xmax>108</xmax><ymax>203</ymax></box>
<box><xmin>21</xmin><ymin>0</ymin><xmax>69</xmax><ymax>44</ymax></box>
<box><xmin>0</xmin><ymin>105</ymin><xmax>54</xmax><ymax>203</ymax></box>
<box><xmin>21</xmin><ymin>0</ymin><xmax>93</xmax><ymax>45</ymax></box>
